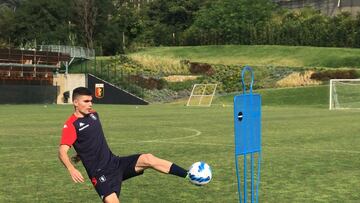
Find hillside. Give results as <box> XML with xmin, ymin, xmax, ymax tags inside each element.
<box><xmin>71</xmin><ymin>45</ymin><xmax>360</xmax><ymax>103</ymax></box>
<box><xmin>130</xmin><ymin>45</ymin><xmax>360</xmax><ymax>68</ymax></box>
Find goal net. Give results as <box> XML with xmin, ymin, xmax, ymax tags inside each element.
<box><xmin>329</xmin><ymin>79</ymin><xmax>360</xmax><ymax>110</ymax></box>
<box><xmin>187</xmin><ymin>84</ymin><xmax>217</xmax><ymax>107</ymax></box>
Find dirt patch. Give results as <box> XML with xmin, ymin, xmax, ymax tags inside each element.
<box><xmin>276</xmin><ymin>71</ymin><xmax>322</xmax><ymax>87</ymax></box>
<box><xmin>163</xmin><ymin>75</ymin><xmax>199</xmax><ymax>82</ymax></box>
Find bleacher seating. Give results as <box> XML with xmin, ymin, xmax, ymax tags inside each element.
<box><xmin>0</xmin><ymin>48</ymin><xmax>70</xmax><ymax>85</ymax></box>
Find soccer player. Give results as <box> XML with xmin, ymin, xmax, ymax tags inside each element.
<box><xmin>58</xmin><ymin>87</ymin><xmax>189</xmax><ymax>203</ymax></box>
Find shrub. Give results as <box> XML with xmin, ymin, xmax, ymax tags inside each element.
<box><xmin>128</xmin><ymin>75</ymin><xmax>166</xmax><ymax>90</ymax></box>
<box><xmin>310</xmin><ymin>69</ymin><xmax>359</xmax><ymax>80</ymax></box>
<box><xmin>143</xmin><ymin>88</ymin><xmax>188</xmax><ymax>103</ymax></box>
<box><xmin>182</xmin><ymin>60</ymin><xmax>215</xmax><ymax>76</ymax></box>
<box><xmin>167</xmin><ymin>78</ymin><xmax>201</xmax><ymax>92</ymax></box>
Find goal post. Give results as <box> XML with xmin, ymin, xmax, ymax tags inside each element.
<box><xmin>329</xmin><ymin>79</ymin><xmax>360</xmax><ymax>110</ymax></box>
<box><xmin>187</xmin><ymin>84</ymin><xmax>217</xmax><ymax>107</ymax></box>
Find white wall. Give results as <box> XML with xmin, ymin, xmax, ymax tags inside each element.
<box><xmin>53</xmin><ymin>74</ymin><xmax>86</xmax><ymax>104</ymax></box>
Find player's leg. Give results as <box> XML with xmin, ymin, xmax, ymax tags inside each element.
<box><xmin>135</xmin><ymin>153</ymin><xmax>171</xmax><ymax>173</ymax></box>
<box><xmin>92</xmin><ymin>170</ymin><xmax>122</xmax><ymax>203</ymax></box>
<box><xmin>103</xmin><ymin>192</ymin><xmax>120</xmax><ymax>203</ymax></box>
<box><xmin>135</xmin><ymin>153</ymin><xmax>188</xmax><ymax>178</ymax></box>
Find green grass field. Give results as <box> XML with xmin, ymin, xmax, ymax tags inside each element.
<box><xmin>131</xmin><ymin>45</ymin><xmax>360</xmax><ymax>68</ymax></box>
<box><xmin>1</xmin><ymin>86</ymin><xmax>360</xmax><ymax>202</ymax></box>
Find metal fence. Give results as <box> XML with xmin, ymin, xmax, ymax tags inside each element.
<box><xmin>274</xmin><ymin>0</ymin><xmax>360</xmax><ymax>16</ymax></box>
<box><xmin>39</xmin><ymin>45</ymin><xmax>95</xmax><ymax>59</ymax></box>
<box><xmin>74</xmin><ymin>60</ymin><xmax>148</xmax><ymax>98</ymax></box>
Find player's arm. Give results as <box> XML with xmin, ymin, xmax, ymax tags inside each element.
<box><xmin>58</xmin><ymin>144</ymin><xmax>84</xmax><ymax>183</ymax></box>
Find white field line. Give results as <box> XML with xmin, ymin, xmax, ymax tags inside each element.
<box><xmin>3</xmin><ymin>143</ymin><xmax>360</xmax><ymax>166</ymax></box>
<box><xmin>0</xmin><ymin>127</ymin><xmax>202</xmax><ymax>150</ymax></box>
<box><xmin>2</xmin><ymin>144</ymin><xmax>360</xmax><ymax>166</ymax></box>
<box><xmin>2</xmin><ymin>127</ymin><xmax>360</xmax><ymax>158</ymax></box>
<box><xmin>112</xmin><ymin>127</ymin><xmax>202</xmax><ymax>144</ymax></box>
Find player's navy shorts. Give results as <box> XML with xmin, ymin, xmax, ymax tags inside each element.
<box><xmin>90</xmin><ymin>154</ymin><xmax>144</xmax><ymax>200</ymax></box>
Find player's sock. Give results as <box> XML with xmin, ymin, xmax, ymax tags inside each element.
<box><xmin>169</xmin><ymin>163</ymin><xmax>188</xmax><ymax>178</ymax></box>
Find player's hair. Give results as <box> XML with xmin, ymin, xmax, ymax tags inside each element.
<box><xmin>72</xmin><ymin>87</ymin><xmax>92</xmax><ymax>101</ymax></box>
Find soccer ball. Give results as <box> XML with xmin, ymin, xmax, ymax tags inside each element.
<box><xmin>188</xmin><ymin>161</ymin><xmax>212</xmax><ymax>186</ymax></box>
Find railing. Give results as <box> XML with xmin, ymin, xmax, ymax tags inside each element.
<box><xmin>39</xmin><ymin>45</ymin><xmax>95</xmax><ymax>59</ymax></box>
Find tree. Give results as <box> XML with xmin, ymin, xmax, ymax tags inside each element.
<box><xmin>140</xmin><ymin>0</ymin><xmax>206</xmax><ymax>46</ymax></box>
<box><xmin>0</xmin><ymin>5</ymin><xmax>15</xmax><ymax>47</ymax></box>
<box><xmin>354</xmin><ymin>13</ymin><xmax>360</xmax><ymax>48</ymax></box>
<box><xmin>12</xmin><ymin>0</ymin><xmax>72</xmax><ymax>47</ymax></box>
<box><xmin>72</xmin><ymin>0</ymin><xmax>97</xmax><ymax>49</ymax></box>
<box><xmin>328</xmin><ymin>12</ymin><xmax>356</xmax><ymax>47</ymax></box>
<box><xmin>187</xmin><ymin>0</ymin><xmax>275</xmax><ymax>45</ymax></box>
<box><xmin>0</xmin><ymin>0</ymin><xmax>22</xmax><ymax>11</ymax></box>
<box><xmin>92</xmin><ymin>0</ymin><xmax>143</xmax><ymax>55</ymax></box>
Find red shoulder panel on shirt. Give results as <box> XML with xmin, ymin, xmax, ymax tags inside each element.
<box><xmin>60</xmin><ymin>114</ymin><xmax>78</xmax><ymax>146</ymax></box>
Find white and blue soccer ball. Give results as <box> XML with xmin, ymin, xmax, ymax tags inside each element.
<box><xmin>188</xmin><ymin>161</ymin><xmax>212</xmax><ymax>186</ymax></box>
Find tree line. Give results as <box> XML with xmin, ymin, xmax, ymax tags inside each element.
<box><xmin>1</xmin><ymin>0</ymin><xmax>360</xmax><ymax>55</ymax></box>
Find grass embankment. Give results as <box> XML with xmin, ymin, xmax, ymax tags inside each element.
<box><xmin>130</xmin><ymin>45</ymin><xmax>360</xmax><ymax>68</ymax></box>
<box><xmin>215</xmin><ymin>85</ymin><xmax>329</xmax><ymax>107</ymax></box>
<box><xmin>67</xmin><ymin>45</ymin><xmax>360</xmax><ymax>102</ymax></box>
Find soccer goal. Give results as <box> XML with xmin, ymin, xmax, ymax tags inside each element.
<box><xmin>187</xmin><ymin>84</ymin><xmax>217</xmax><ymax>107</ymax></box>
<box><xmin>329</xmin><ymin>79</ymin><xmax>360</xmax><ymax>110</ymax></box>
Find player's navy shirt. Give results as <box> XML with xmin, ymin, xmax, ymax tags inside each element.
<box><xmin>60</xmin><ymin>111</ymin><xmax>115</xmax><ymax>177</ymax></box>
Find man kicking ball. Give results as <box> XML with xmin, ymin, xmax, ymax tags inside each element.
<box><xmin>58</xmin><ymin>87</ymin><xmax>189</xmax><ymax>203</ymax></box>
